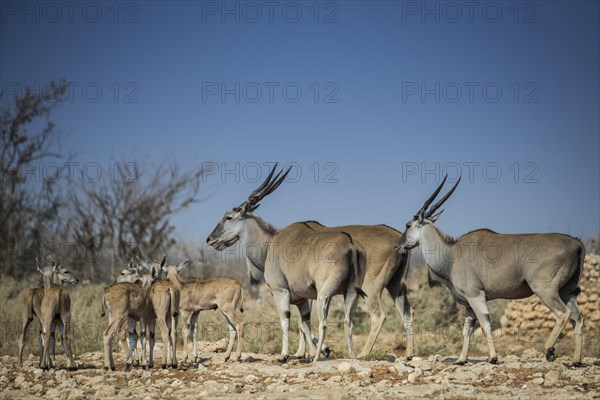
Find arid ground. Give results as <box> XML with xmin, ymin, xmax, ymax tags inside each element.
<box><xmin>1</xmin><ymin>342</ymin><xmax>599</xmax><ymax>399</ymax></box>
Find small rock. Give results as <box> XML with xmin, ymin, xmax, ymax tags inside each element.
<box><xmin>407</xmin><ymin>368</ymin><xmax>423</xmax><ymax>383</ymax></box>
<box><xmin>337</xmin><ymin>362</ymin><xmax>356</xmax><ymax>374</ymax></box>
<box><xmin>245</xmin><ymin>375</ymin><xmax>259</xmax><ymax>384</ymax></box>
<box><xmin>532</xmin><ymin>377</ymin><xmax>544</xmax><ymax>385</ymax></box>
<box><xmin>46</xmin><ymin>388</ymin><xmax>61</xmax><ymax>398</ymax></box>
<box><xmin>197</xmin><ymin>363</ymin><xmax>208</xmax><ymax>372</ymax></box>
<box><xmin>358</xmin><ymin>368</ymin><xmax>373</xmax><ymax>379</ymax></box>
<box><xmin>410</xmin><ymin>360</ymin><xmax>432</xmax><ymax>371</ymax></box>
<box><xmin>67</xmin><ymin>389</ymin><xmax>84</xmax><ymax>400</ymax></box>
<box><xmin>33</xmin><ymin>369</ymin><xmax>44</xmax><ymax>379</ymax></box>
<box><xmin>395</xmin><ymin>363</ymin><xmax>415</xmax><ymax>374</ymax></box>
<box><xmin>544</xmin><ymin>370</ymin><xmax>560</xmax><ymax>386</ymax></box>
<box><xmin>95</xmin><ymin>386</ymin><xmax>116</xmax><ymax>397</ymax></box>
<box><xmin>31</xmin><ymin>383</ymin><xmax>43</xmax><ymax>393</ymax></box>
<box><xmin>14</xmin><ymin>375</ymin><xmax>26</xmax><ymax>386</ymax></box>
<box><xmin>376</xmin><ymin>379</ymin><xmax>389</xmax><ymax>388</ymax></box>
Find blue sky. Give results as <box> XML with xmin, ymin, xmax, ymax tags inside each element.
<box><xmin>1</xmin><ymin>1</ymin><xmax>599</xmax><ymax>244</ymax></box>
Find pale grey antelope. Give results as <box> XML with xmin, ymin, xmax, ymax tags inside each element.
<box><xmin>397</xmin><ymin>176</ymin><xmax>585</xmax><ymax>365</ymax></box>
<box><xmin>18</xmin><ymin>256</ymin><xmax>79</xmax><ymax>367</ymax></box>
<box><xmin>38</xmin><ymin>257</ymin><xmax>77</xmax><ymax>370</ymax></box>
<box><xmin>207</xmin><ymin>164</ymin><xmax>367</xmax><ymax>364</ymax></box>
<box><xmin>158</xmin><ymin>261</ymin><xmax>245</xmax><ymax>363</ymax></box>
<box><xmin>296</xmin><ymin>222</ymin><xmax>413</xmax><ymax>359</ymax></box>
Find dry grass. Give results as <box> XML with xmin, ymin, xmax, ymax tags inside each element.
<box><xmin>1</xmin><ymin>266</ymin><xmax>594</xmax><ymax>361</ymax></box>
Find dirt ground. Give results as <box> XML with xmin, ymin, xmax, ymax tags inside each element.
<box><xmin>1</xmin><ymin>342</ymin><xmax>599</xmax><ymax>400</ymax></box>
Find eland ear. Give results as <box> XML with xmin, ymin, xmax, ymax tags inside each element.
<box><xmin>36</xmin><ymin>258</ymin><xmax>43</xmax><ymax>273</ymax></box>
<box><xmin>177</xmin><ymin>259</ymin><xmax>190</xmax><ymax>272</ymax></box>
<box><xmin>430</xmin><ymin>209</ymin><xmax>444</xmax><ymax>223</ymax></box>
<box><xmin>128</xmin><ymin>260</ymin><xmax>133</xmax><ymax>269</ymax></box>
<box><xmin>160</xmin><ymin>255</ymin><xmax>167</xmax><ymax>268</ymax></box>
<box><xmin>53</xmin><ymin>262</ymin><xmax>60</xmax><ymax>272</ymax></box>
<box><xmin>137</xmin><ymin>256</ymin><xmax>151</xmax><ymax>271</ymax></box>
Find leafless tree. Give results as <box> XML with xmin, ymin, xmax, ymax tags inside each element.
<box><xmin>0</xmin><ymin>80</ymin><xmax>69</xmax><ymax>276</ymax></box>
<box><xmin>68</xmin><ymin>158</ymin><xmax>204</xmax><ymax>281</ymax></box>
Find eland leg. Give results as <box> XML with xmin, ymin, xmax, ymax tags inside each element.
<box><xmin>272</xmin><ymin>289</ymin><xmax>291</xmax><ymax>363</ymax></box>
<box><xmin>313</xmin><ymin>295</ymin><xmax>332</xmax><ymax>365</ymax></box>
<box><xmin>466</xmin><ymin>295</ymin><xmax>498</xmax><ymax>364</ymax></box>
<box><xmin>18</xmin><ymin>316</ymin><xmax>33</xmax><ymax>367</ymax></box>
<box><xmin>387</xmin><ymin>279</ymin><xmax>415</xmax><ymax>359</ymax></box>
<box><xmin>456</xmin><ymin>307</ymin><xmax>476</xmax><ymax>365</ymax></box>
<box><xmin>126</xmin><ymin>319</ymin><xmax>138</xmax><ymax>368</ymax></box>
<box><xmin>62</xmin><ymin>316</ymin><xmax>77</xmax><ymax>370</ymax></box>
<box><xmin>139</xmin><ymin>320</ymin><xmax>147</xmax><ymax>367</ymax></box>
<box><xmin>343</xmin><ymin>288</ymin><xmax>360</xmax><ymax>360</ymax></box>
<box><xmin>147</xmin><ymin>318</ymin><xmax>156</xmax><ymax>368</ymax></box>
<box><xmin>294</xmin><ymin>322</ymin><xmax>307</xmax><ymax>358</ymax></box>
<box><xmin>564</xmin><ymin>296</ymin><xmax>584</xmax><ymax>366</ymax></box>
<box><xmin>191</xmin><ymin>312</ymin><xmax>200</xmax><ymax>362</ymax></box>
<box><xmin>357</xmin><ymin>290</ymin><xmax>385</xmax><ymax>359</ymax></box>
<box><xmin>103</xmin><ymin>315</ymin><xmax>125</xmax><ymax>371</ymax></box>
<box><xmin>48</xmin><ymin>322</ymin><xmax>57</xmax><ymax>367</ymax></box>
<box><xmin>169</xmin><ymin>313</ymin><xmax>178</xmax><ymax>368</ymax></box>
<box><xmin>296</xmin><ymin>300</ymin><xmax>317</xmax><ymax>358</ymax></box>
<box><xmin>181</xmin><ymin>310</ymin><xmax>193</xmax><ymax>364</ymax></box>
<box><xmin>156</xmin><ymin>317</ymin><xmax>170</xmax><ymax>368</ymax></box>
<box><xmin>535</xmin><ymin>291</ymin><xmax>572</xmax><ymax>362</ymax></box>
<box><xmin>221</xmin><ymin>305</ymin><xmax>243</xmax><ymax>361</ymax></box>
<box><xmin>40</xmin><ymin>320</ymin><xmax>52</xmax><ymax>369</ymax></box>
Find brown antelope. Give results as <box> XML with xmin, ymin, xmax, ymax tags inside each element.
<box><xmin>114</xmin><ymin>262</ymin><xmax>144</xmax><ymax>364</ymax></box>
<box><xmin>297</xmin><ymin>222</ymin><xmax>413</xmax><ymax>359</ymax></box>
<box><xmin>397</xmin><ymin>176</ymin><xmax>585</xmax><ymax>365</ymax></box>
<box><xmin>207</xmin><ymin>164</ymin><xmax>367</xmax><ymax>364</ymax></box>
<box><xmin>138</xmin><ymin>256</ymin><xmax>181</xmax><ymax>369</ymax></box>
<box><xmin>18</xmin><ymin>257</ymin><xmax>79</xmax><ymax>366</ymax></box>
<box><xmin>172</xmin><ymin>272</ymin><xmax>245</xmax><ymax>364</ymax></box>
<box><xmin>102</xmin><ymin>262</ymin><xmax>157</xmax><ymax>370</ymax></box>
<box><xmin>38</xmin><ymin>258</ymin><xmax>77</xmax><ymax>370</ymax></box>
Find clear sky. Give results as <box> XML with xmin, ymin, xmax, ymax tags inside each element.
<box><xmin>2</xmin><ymin>1</ymin><xmax>599</xmax><ymax>244</ymax></box>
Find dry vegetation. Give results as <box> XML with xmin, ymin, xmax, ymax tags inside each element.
<box><xmin>4</xmin><ymin>258</ymin><xmax>596</xmax><ymax>364</ymax></box>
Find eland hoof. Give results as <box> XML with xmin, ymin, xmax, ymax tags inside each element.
<box><xmin>277</xmin><ymin>355</ymin><xmax>289</xmax><ymax>364</ymax></box>
<box><xmin>489</xmin><ymin>357</ymin><xmax>498</xmax><ymax>365</ymax></box>
<box><xmin>454</xmin><ymin>360</ymin><xmax>466</xmax><ymax>366</ymax></box>
<box><xmin>545</xmin><ymin>348</ymin><xmax>556</xmax><ymax>362</ymax></box>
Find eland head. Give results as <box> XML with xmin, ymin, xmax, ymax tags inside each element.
<box><xmin>398</xmin><ymin>175</ymin><xmax>461</xmax><ymax>252</ymax></box>
<box><xmin>206</xmin><ymin>163</ymin><xmax>291</xmax><ymax>250</ymax></box>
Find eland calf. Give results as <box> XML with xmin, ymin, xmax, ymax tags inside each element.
<box><xmin>18</xmin><ymin>256</ymin><xmax>79</xmax><ymax>367</ymax></box>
